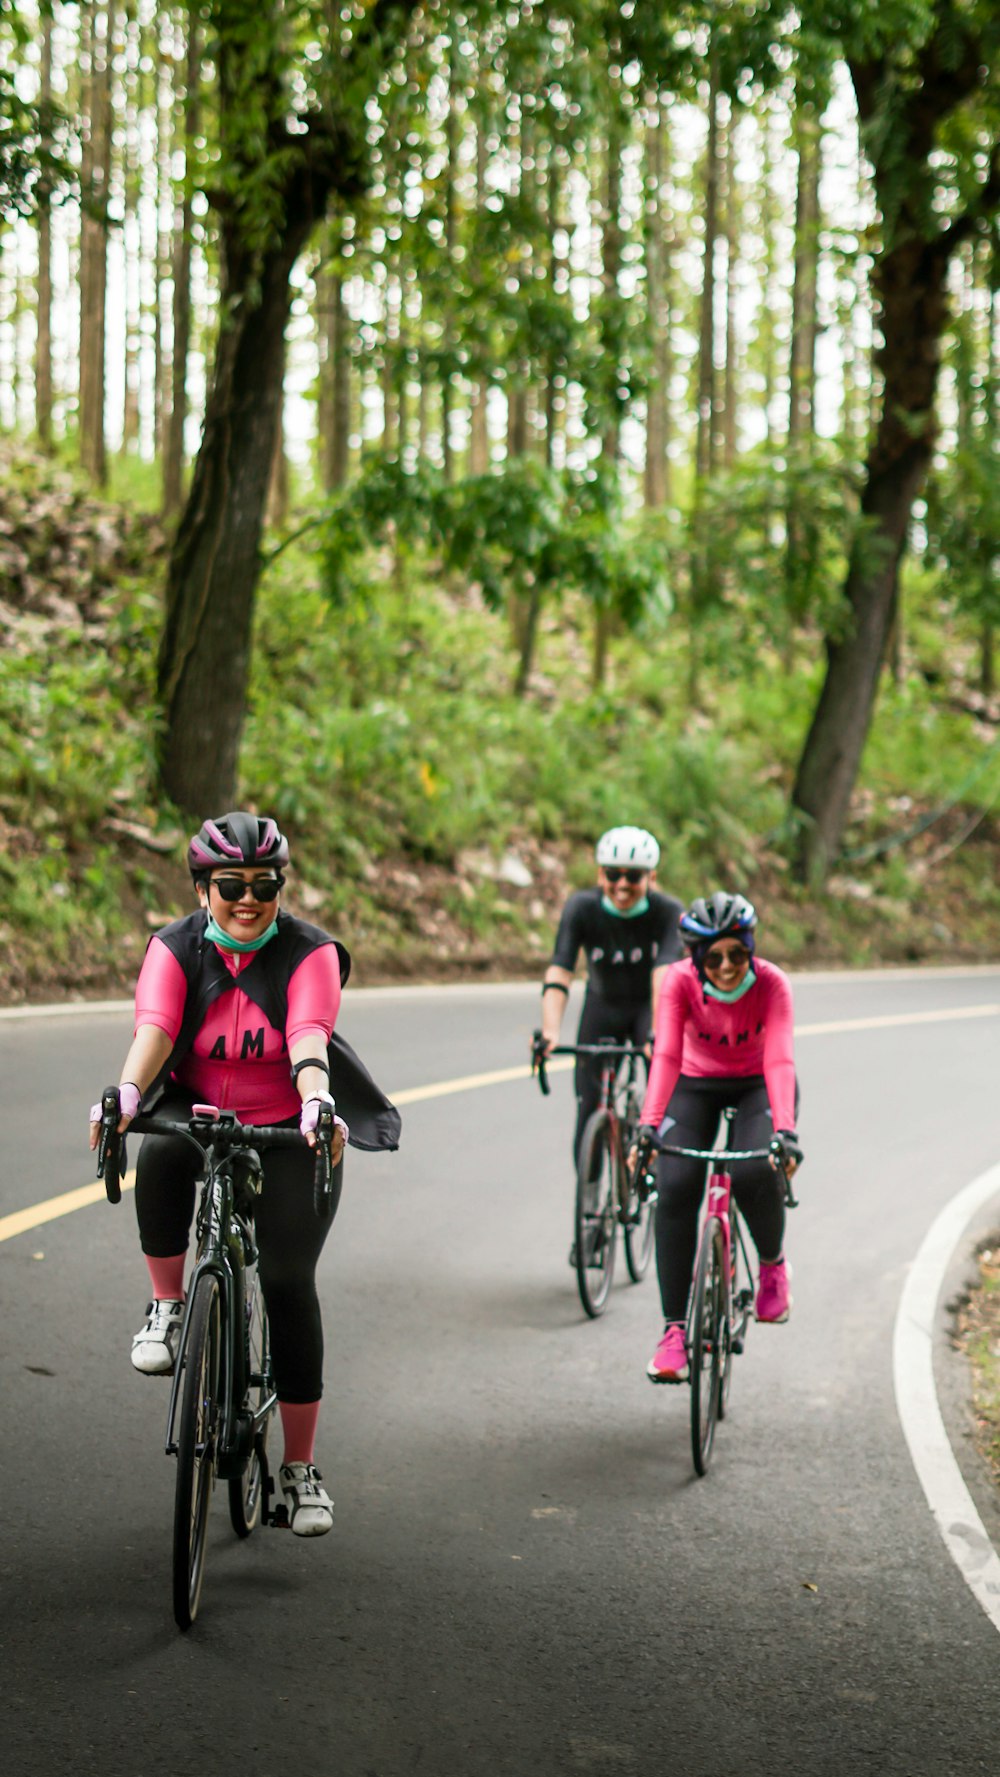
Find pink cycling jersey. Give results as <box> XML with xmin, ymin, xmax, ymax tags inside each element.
<box><xmin>641</xmin><ymin>956</ymin><xmax>796</xmax><ymax>1133</ymax></box>
<box><xmin>135</xmin><ymin>936</ymin><xmax>342</xmax><ymax>1123</ymax></box>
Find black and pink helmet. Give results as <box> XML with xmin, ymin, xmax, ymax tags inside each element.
<box><xmin>187</xmin><ymin>811</ymin><xmax>290</xmax><ymax>881</ymax></box>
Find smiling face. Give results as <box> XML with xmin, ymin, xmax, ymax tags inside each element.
<box><xmin>702</xmin><ymin>938</ymin><xmax>752</xmax><ymax>993</ymax></box>
<box><xmin>198</xmin><ymin>867</ymin><xmax>282</xmax><ymax>942</ymax></box>
<box><xmin>597</xmin><ymin>865</ymin><xmax>652</xmax><ymax>913</ymax></box>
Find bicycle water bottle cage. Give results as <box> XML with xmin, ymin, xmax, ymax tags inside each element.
<box><xmin>232</xmin><ymin>1148</ymin><xmax>264</xmax><ymax>1201</ymax></box>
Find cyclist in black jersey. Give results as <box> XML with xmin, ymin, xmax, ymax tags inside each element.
<box><xmin>537</xmin><ymin>827</ymin><xmax>684</xmax><ymax>1180</ymax></box>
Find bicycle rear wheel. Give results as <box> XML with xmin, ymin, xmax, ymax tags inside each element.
<box><xmin>228</xmin><ymin>1265</ymin><xmax>273</xmax><ymax>1538</ymax></box>
<box><xmin>173</xmin><ymin>1274</ymin><xmax>221</xmax><ymax>1629</ymax></box>
<box><xmin>574</xmin><ymin>1112</ymin><xmax>618</xmax><ymax>1318</ymax></box>
<box><xmin>689</xmin><ymin>1218</ymin><xmax>725</xmax><ymax>1476</ymax></box>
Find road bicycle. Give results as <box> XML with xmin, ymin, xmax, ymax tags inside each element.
<box><xmin>638</xmin><ymin>1111</ymin><xmax>798</xmax><ymax>1476</ymax></box>
<box><xmin>532</xmin><ymin>1035</ymin><xmax>655</xmax><ymax>1318</ymax></box>
<box><xmin>97</xmin><ymin>1090</ymin><xmax>336</xmax><ymax>1629</ymax></box>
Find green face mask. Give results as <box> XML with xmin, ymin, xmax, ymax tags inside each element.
<box><xmin>205</xmin><ymin>913</ymin><xmax>279</xmax><ymax>954</ymax></box>
<box><xmin>703</xmin><ymin>966</ymin><xmax>757</xmax><ymax>1004</ymax></box>
<box><xmin>601</xmin><ymin>895</ymin><xmax>650</xmax><ymax>920</ymax></box>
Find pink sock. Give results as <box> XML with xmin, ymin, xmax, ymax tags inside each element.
<box><xmin>145</xmin><ymin>1253</ymin><xmax>186</xmax><ymax>1301</ymax></box>
<box><xmin>280</xmin><ymin>1400</ymin><xmax>321</xmax><ymax>1466</ymax></box>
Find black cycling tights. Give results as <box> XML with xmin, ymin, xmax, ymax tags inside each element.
<box><xmin>134</xmin><ymin>1091</ymin><xmax>343</xmax><ymax>1404</ymax></box>
<box><xmin>653</xmin><ymin>1075</ymin><xmax>792</xmax><ymax>1324</ymax></box>
<box><xmin>573</xmin><ymin>991</ymin><xmax>651</xmax><ymax>1170</ymax></box>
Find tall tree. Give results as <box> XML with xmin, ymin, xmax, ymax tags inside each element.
<box><xmin>791</xmin><ymin>1</ymin><xmax>1000</xmax><ymax>882</ymax></box>
<box><xmin>162</xmin><ymin>10</ymin><xmax>200</xmax><ymax>518</ymax></box>
<box><xmin>78</xmin><ymin>1</ymin><xmax>112</xmax><ymax>485</ymax></box>
<box><xmin>157</xmin><ymin>0</ymin><xmax>421</xmax><ymax>815</ymax></box>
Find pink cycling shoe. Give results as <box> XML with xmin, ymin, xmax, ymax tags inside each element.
<box><xmin>646</xmin><ymin>1322</ymin><xmax>689</xmax><ymax>1384</ymax></box>
<box><xmin>755</xmin><ymin>1258</ymin><xmax>792</xmax><ymax>1323</ymax></box>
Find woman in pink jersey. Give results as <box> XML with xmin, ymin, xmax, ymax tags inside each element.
<box><xmin>636</xmin><ymin>892</ymin><xmax>802</xmax><ymax>1385</ymax></box>
<box><xmin>89</xmin><ymin>812</ymin><xmax>357</xmax><ymax>1538</ymax></box>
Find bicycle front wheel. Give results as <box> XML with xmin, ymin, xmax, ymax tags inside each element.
<box><xmin>228</xmin><ymin>1266</ymin><xmax>273</xmax><ymax>1538</ymax></box>
<box><xmin>689</xmin><ymin>1218</ymin><xmax>725</xmax><ymax>1476</ymax></box>
<box><xmin>623</xmin><ymin>1187</ymin><xmax>655</xmax><ymax>1283</ymax></box>
<box><xmin>173</xmin><ymin>1273</ymin><xmax>221</xmax><ymax>1629</ymax></box>
<box><xmin>574</xmin><ymin>1112</ymin><xmax>618</xmax><ymax>1318</ymax></box>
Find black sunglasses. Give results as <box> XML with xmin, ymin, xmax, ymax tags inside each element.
<box><xmin>604</xmin><ymin>867</ymin><xmax>646</xmax><ymax>885</ymax></box>
<box><xmin>704</xmin><ymin>944</ymin><xmax>750</xmax><ymax>969</ymax></box>
<box><xmin>211</xmin><ymin>874</ymin><xmax>284</xmax><ymax>902</ymax></box>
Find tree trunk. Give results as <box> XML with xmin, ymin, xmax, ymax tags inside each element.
<box><xmin>35</xmin><ymin>14</ymin><xmax>54</xmax><ymax>450</ymax></box>
<box><xmin>320</xmin><ymin>263</ymin><xmax>350</xmax><ymax>491</ymax></box>
<box><xmin>468</xmin><ymin>118</ymin><xmax>490</xmax><ymax>473</ymax></box>
<box><xmin>643</xmin><ymin>104</ymin><xmax>672</xmax><ymax>509</ymax></box>
<box><xmin>790</xmin><ymin>236</ymin><xmax>951</xmax><ymax>882</ymax></box>
<box><xmin>788</xmin><ymin>95</ymin><xmax>820</xmax><ymax>453</ymax></box>
<box><xmin>601</xmin><ymin>111</ymin><xmax>624</xmax><ymax>466</ymax></box>
<box><xmin>513</xmin><ymin>576</ymin><xmax>543</xmax><ymax>697</ymax></box>
<box><xmin>158</xmin><ymin>237</ymin><xmax>302</xmax><ymax>810</ymax></box>
<box><xmin>163</xmin><ymin>13</ymin><xmax>200</xmax><ymax>518</ymax></box>
<box><xmin>441</xmin><ymin>44</ymin><xmax>458</xmax><ymax>480</ymax></box>
<box><xmin>79</xmin><ymin>3</ymin><xmax>111</xmax><ymax>485</ymax></box>
<box><xmin>722</xmin><ymin>110</ymin><xmax>738</xmax><ymax>470</ymax></box>
<box><xmin>694</xmin><ymin>46</ymin><xmax>720</xmax><ymax>484</ymax></box>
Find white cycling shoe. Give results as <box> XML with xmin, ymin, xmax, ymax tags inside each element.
<box><xmin>131</xmin><ymin>1298</ymin><xmax>184</xmax><ymax>1375</ymax></box>
<box><xmin>280</xmin><ymin>1462</ymin><xmax>334</xmax><ymax>1537</ymax></box>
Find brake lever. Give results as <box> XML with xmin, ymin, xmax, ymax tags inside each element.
<box><xmin>313</xmin><ymin>1104</ymin><xmax>334</xmax><ymax>1213</ymax></box>
<box><xmin>531</xmin><ymin>1030</ymin><xmax>550</xmax><ymax>1096</ymax></box>
<box><xmin>97</xmin><ymin>1086</ymin><xmax>124</xmax><ymax>1204</ymax></box>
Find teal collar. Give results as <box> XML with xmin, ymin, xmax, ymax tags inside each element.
<box><xmin>601</xmin><ymin>895</ymin><xmax>650</xmax><ymax>920</ymax></box>
<box><xmin>205</xmin><ymin>913</ymin><xmax>279</xmax><ymax>954</ymax></box>
<box><xmin>704</xmin><ymin>967</ymin><xmax>757</xmax><ymax>1004</ymax></box>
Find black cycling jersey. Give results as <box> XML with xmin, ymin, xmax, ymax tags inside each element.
<box><xmin>549</xmin><ymin>887</ymin><xmax>684</xmax><ymax>1005</ymax></box>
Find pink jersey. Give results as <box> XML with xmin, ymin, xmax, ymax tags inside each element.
<box><xmin>641</xmin><ymin>956</ymin><xmax>796</xmax><ymax>1133</ymax></box>
<box><xmin>135</xmin><ymin>935</ymin><xmax>342</xmax><ymax>1123</ymax></box>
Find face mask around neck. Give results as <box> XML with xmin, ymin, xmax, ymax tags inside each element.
<box><xmin>204</xmin><ymin>912</ymin><xmax>279</xmax><ymax>953</ymax></box>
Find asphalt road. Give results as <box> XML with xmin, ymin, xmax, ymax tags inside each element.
<box><xmin>4</xmin><ymin>971</ymin><xmax>1000</xmax><ymax>1777</ymax></box>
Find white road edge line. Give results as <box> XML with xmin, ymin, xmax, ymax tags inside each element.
<box><xmin>893</xmin><ymin>1161</ymin><xmax>1000</xmax><ymax>1636</ymax></box>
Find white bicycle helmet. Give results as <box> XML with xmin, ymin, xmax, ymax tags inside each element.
<box><xmin>595</xmin><ymin>826</ymin><xmax>660</xmax><ymax>870</ymax></box>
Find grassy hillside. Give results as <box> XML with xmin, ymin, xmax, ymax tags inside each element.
<box><xmin>2</xmin><ymin>444</ymin><xmax>1000</xmax><ymax>1004</ymax></box>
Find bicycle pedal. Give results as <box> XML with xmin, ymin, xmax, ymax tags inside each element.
<box><xmin>730</xmin><ymin>1336</ymin><xmax>744</xmax><ymax>1355</ymax></box>
<box><xmin>270</xmin><ymin>1503</ymin><xmax>290</xmax><ymax>1529</ymax></box>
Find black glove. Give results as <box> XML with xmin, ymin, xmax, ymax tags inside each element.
<box><xmin>774</xmin><ymin>1129</ymin><xmax>803</xmax><ymax>1168</ymax></box>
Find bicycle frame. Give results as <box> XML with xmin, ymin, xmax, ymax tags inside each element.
<box><xmin>162</xmin><ymin>1142</ymin><xmax>273</xmax><ymax>1482</ymax></box>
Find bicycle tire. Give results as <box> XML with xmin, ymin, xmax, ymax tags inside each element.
<box><xmin>173</xmin><ymin>1273</ymin><xmax>221</xmax><ymax>1629</ymax></box>
<box><xmin>228</xmin><ymin>1266</ymin><xmax>273</xmax><ymax>1538</ymax></box>
<box><xmin>574</xmin><ymin>1112</ymin><xmax>618</xmax><ymax>1318</ymax></box>
<box><xmin>719</xmin><ymin>1210</ymin><xmax>753</xmax><ymax>1420</ymax></box>
<box><xmin>689</xmin><ymin>1218</ymin><xmax>725</xmax><ymax>1476</ymax></box>
<box><xmin>623</xmin><ymin>1191</ymin><xmax>655</xmax><ymax>1282</ymax></box>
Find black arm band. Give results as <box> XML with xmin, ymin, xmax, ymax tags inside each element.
<box><xmin>541</xmin><ymin>982</ymin><xmax>569</xmax><ymax>997</ymax></box>
<box><xmin>290</xmin><ymin>1056</ymin><xmax>331</xmax><ymax>1084</ymax></box>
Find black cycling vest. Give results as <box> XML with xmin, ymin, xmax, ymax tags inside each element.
<box><xmin>147</xmin><ymin>909</ymin><xmax>400</xmax><ymax>1153</ymax></box>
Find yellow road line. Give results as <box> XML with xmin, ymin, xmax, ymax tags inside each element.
<box><xmin>393</xmin><ymin>1057</ymin><xmax>573</xmax><ymax>1105</ymax></box>
<box><xmin>3</xmin><ymin>1001</ymin><xmax>998</xmax><ymax>1245</ymax></box>
<box><xmin>0</xmin><ymin>1173</ymin><xmax>136</xmax><ymax>1243</ymax></box>
<box><xmin>796</xmin><ymin>1003</ymin><xmax>1000</xmax><ymax>1037</ymax></box>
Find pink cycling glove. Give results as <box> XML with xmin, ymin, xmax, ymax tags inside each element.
<box><xmin>299</xmin><ymin>1090</ymin><xmax>349</xmax><ymax>1146</ymax></box>
<box><xmin>89</xmin><ymin>1082</ymin><xmax>142</xmax><ymax>1123</ymax></box>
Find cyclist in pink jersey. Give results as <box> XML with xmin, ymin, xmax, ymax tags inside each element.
<box><xmin>633</xmin><ymin>892</ymin><xmax>803</xmax><ymax>1385</ymax></box>
<box><xmin>87</xmin><ymin>811</ymin><xmax>397</xmax><ymax>1538</ymax></box>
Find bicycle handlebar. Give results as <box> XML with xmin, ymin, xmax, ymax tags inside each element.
<box><xmin>634</xmin><ymin>1130</ymin><xmax>799</xmax><ymax>1209</ymax></box>
<box><xmin>531</xmin><ymin>1031</ymin><xmax>642</xmax><ymax>1097</ymax></box>
<box><xmin>96</xmin><ymin>1095</ymin><xmax>338</xmax><ymax>1212</ymax></box>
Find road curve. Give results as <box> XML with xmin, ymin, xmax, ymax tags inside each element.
<box><xmin>3</xmin><ymin>970</ymin><xmax>1000</xmax><ymax>1777</ymax></box>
